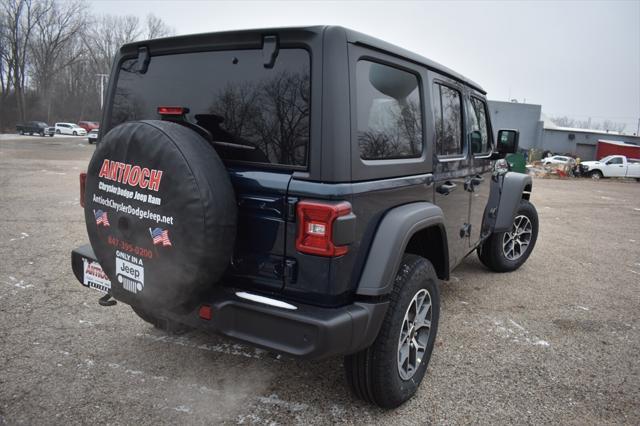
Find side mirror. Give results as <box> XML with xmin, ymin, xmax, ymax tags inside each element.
<box><xmin>496</xmin><ymin>129</ymin><xmax>519</xmax><ymax>156</ymax></box>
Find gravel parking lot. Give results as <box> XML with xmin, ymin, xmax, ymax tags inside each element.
<box><xmin>0</xmin><ymin>134</ymin><xmax>638</xmax><ymax>425</ymax></box>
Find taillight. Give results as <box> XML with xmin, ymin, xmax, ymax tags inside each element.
<box><xmin>199</xmin><ymin>304</ymin><xmax>212</xmax><ymax>320</ymax></box>
<box><xmin>296</xmin><ymin>200</ymin><xmax>351</xmax><ymax>257</ymax></box>
<box><xmin>79</xmin><ymin>172</ymin><xmax>87</xmax><ymax>207</ymax></box>
<box><xmin>157</xmin><ymin>106</ymin><xmax>189</xmax><ymax>116</ymax></box>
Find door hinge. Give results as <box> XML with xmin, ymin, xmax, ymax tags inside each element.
<box><xmin>286</xmin><ymin>197</ymin><xmax>298</xmax><ymax>221</ymax></box>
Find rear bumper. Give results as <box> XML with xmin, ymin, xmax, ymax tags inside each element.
<box><xmin>71</xmin><ymin>245</ymin><xmax>387</xmax><ymax>359</ymax></box>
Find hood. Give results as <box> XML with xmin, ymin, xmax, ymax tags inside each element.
<box><xmin>581</xmin><ymin>161</ymin><xmax>599</xmax><ymax>166</ymax></box>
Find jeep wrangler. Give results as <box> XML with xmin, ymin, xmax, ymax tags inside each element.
<box><xmin>71</xmin><ymin>26</ymin><xmax>538</xmax><ymax>408</ymax></box>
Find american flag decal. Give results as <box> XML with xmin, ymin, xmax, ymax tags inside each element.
<box><xmin>94</xmin><ymin>209</ymin><xmax>110</xmax><ymax>227</ymax></box>
<box><xmin>149</xmin><ymin>227</ymin><xmax>172</xmax><ymax>247</ymax></box>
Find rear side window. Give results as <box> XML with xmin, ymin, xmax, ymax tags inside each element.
<box><xmin>432</xmin><ymin>83</ymin><xmax>463</xmax><ymax>156</ymax></box>
<box><xmin>355</xmin><ymin>60</ymin><xmax>422</xmax><ymax>160</ymax></box>
<box><xmin>110</xmin><ymin>49</ymin><xmax>310</xmax><ymax>167</ymax></box>
<box><xmin>469</xmin><ymin>97</ymin><xmax>490</xmax><ymax>155</ymax></box>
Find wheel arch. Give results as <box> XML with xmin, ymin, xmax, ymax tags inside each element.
<box><xmin>356</xmin><ymin>202</ymin><xmax>448</xmax><ymax>297</ymax></box>
<box><xmin>494</xmin><ymin>172</ymin><xmax>533</xmax><ymax>233</ymax></box>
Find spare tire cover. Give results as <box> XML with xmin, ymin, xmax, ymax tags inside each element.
<box><xmin>84</xmin><ymin>120</ymin><xmax>237</xmax><ymax>312</ymax></box>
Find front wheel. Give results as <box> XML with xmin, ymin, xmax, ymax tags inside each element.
<box><xmin>478</xmin><ymin>199</ymin><xmax>538</xmax><ymax>272</ymax></box>
<box><xmin>345</xmin><ymin>254</ymin><xmax>440</xmax><ymax>408</ymax></box>
<box><xmin>590</xmin><ymin>170</ymin><xmax>603</xmax><ymax>180</ymax></box>
<box><xmin>72</xmin><ymin>131</ymin><xmax>77</xmax><ymax>136</ymax></box>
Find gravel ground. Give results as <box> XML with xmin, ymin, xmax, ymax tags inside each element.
<box><xmin>0</xmin><ymin>134</ymin><xmax>638</xmax><ymax>425</ymax></box>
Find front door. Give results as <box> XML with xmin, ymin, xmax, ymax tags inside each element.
<box><xmin>603</xmin><ymin>156</ymin><xmax>626</xmax><ymax>177</ymax></box>
<box><xmin>431</xmin><ymin>77</ymin><xmax>472</xmax><ymax>268</ymax></box>
<box><xmin>467</xmin><ymin>95</ymin><xmax>494</xmax><ymax>246</ymax></box>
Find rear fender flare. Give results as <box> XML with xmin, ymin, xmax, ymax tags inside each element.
<box><xmin>356</xmin><ymin>202</ymin><xmax>446</xmax><ymax>297</ymax></box>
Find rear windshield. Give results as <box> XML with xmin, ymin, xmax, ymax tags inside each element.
<box><xmin>109</xmin><ymin>49</ymin><xmax>311</xmax><ymax>167</ymax></box>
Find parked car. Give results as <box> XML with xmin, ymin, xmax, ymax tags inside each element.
<box><xmin>580</xmin><ymin>155</ymin><xmax>640</xmax><ymax>180</ymax></box>
<box><xmin>70</xmin><ymin>26</ymin><xmax>538</xmax><ymax>408</ymax></box>
<box><xmin>542</xmin><ymin>155</ymin><xmax>572</xmax><ymax>166</ymax></box>
<box><xmin>78</xmin><ymin>121</ymin><xmax>100</xmax><ymax>132</ymax></box>
<box><xmin>55</xmin><ymin>122</ymin><xmax>87</xmax><ymax>136</ymax></box>
<box><xmin>87</xmin><ymin>128</ymin><xmax>99</xmax><ymax>144</ymax></box>
<box><xmin>16</xmin><ymin>121</ymin><xmax>55</xmax><ymax>136</ymax></box>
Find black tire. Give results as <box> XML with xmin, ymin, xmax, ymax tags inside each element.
<box><xmin>131</xmin><ymin>306</ymin><xmax>191</xmax><ymax>334</ymax></box>
<box><xmin>73</xmin><ymin>131</ymin><xmax>77</xmax><ymax>136</ymax></box>
<box><xmin>85</xmin><ymin>120</ymin><xmax>237</xmax><ymax>313</ymax></box>
<box><xmin>478</xmin><ymin>199</ymin><xmax>538</xmax><ymax>272</ymax></box>
<box><xmin>590</xmin><ymin>170</ymin><xmax>603</xmax><ymax>180</ymax></box>
<box><xmin>55</xmin><ymin>129</ymin><xmax>61</xmax><ymax>134</ymax></box>
<box><xmin>40</xmin><ymin>131</ymin><xmax>45</xmax><ymax>136</ymax></box>
<box><xmin>19</xmin><ymin>130</ymin><xmax>24</xmax><ymax>135</ymax></box>
<box><xmin>49</xmin><ymin>134</ymin><xmax>54</xmax><ymax>137</ymax></box>
<box><xmin>344</xmin><ymin>254</ymin><xmax>440</xmax><ymax>408</ymax></box>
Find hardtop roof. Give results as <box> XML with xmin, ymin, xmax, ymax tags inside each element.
<box><xmin>121</xmin><ymin>25</ymin><xmax>486</xmax><ymax>94</ymax></box>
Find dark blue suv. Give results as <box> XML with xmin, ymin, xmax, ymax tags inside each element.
<box><xmin>71</xmin><ymin>26</ymin><xmax>538</xmax><ymax>408</ymax></box>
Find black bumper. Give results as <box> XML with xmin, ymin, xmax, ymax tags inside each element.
<box><xmin>71</xmin><ymin>245</ymin><xmax>388</xmax><ymax>359</ymax></box>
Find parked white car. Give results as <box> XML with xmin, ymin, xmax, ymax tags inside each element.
<box><xmin>55</xmin><ymin>122</ymin><xmax>87</xmax><ymax>136</ymax></box>
<box><xmin>580</xmin><ymin>155</ymin><xmax>640</xmax><ymax>179</ymax></box>
<box><xmin>542</xmin><ymin>155</ymin><xmax>572</xmax><ymax>166</ymax></box>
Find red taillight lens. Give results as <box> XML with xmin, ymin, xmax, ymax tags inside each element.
<box><xmin>199</xmin><ymin>304</ymin><xmax>212</xmax><ymax>320</ymax></box>
<box><xmin>79</xmin><ymin>172</ymin><xmax>87</xmax><ymax>207</ymax></box>
<box><xmin>296</xmin><ymin>200</ymin><xmax>351</xmax><ymax>257</ymax></box>
<box><xmin>157</xmin><ymin>106</ymin><xmax>189</xmax><ymax>116</ymax></box>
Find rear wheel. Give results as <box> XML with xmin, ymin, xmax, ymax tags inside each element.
<box><xmin>55</xmin><ymin>129</ymin><xmax>61</xmax><ymax>134</ymax></box>
<box><xmin>40</xmin><ymin>131</ymin><xmax>45</xmax><ymax>136</ymax></box>
<box><xmin>478</xmin><ymin>199</ymin><xmax>538</xmax><ymax>272</ymax></box>
<box><xmin>344</xmin><ymin>254</ymin><xmax>440</xmax><ymax>408</ymax></box>
<box><xmin>73</xmin><ymin>131</ymin><xmax>77</xmax><ymax>136</ymax></box>
<box><xmin>19</xmin><ymin>130</ymin><xmax>24</xmax><ymax>135</ymax></box>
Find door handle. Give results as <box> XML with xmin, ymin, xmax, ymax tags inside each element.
<box><xmin>437</xmin><ymin>181</ymin><xmax>457</xmax><ymax>195</ymax></box>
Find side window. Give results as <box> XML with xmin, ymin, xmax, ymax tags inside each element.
<box><xmin>356</xmin><ymin>60</ymin><xmax>423</xmax><ymax>160</ymax></box>
<box><xmin>469</xmin><ymin>97</ymin><xmax>491</xmax><ymax>155</ymax></box>
<box><xmin>433</xmin><ymin>83</ymin><xmax>463</xmax><ymax>156</ymax></box>
<box><xmin>607</xmin><ymin>157</ymin><xmax>622</xmax><ymax>165</ymax></box>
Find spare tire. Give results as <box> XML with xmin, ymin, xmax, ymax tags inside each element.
<box><xmin>84</xmin><ymin>120</ymin><xmax>236</xmax><ymax>313</ymax></box>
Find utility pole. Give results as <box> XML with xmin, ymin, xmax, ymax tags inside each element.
<box><xmin>96</xmin><ymin>74</ymin><xmax>109</xmax><ymax>111</ymax></box>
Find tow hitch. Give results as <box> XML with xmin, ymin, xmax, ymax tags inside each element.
<box><xmin>98</xmin><ymin>293</ymin><xmax>117</xmax><ymax>306</ymax></box>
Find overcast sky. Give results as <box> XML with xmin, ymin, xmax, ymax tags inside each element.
<box><xmin>88</xmin><ymin>0</ymin><xmax>640</xmax><ymax>133</ymax></box>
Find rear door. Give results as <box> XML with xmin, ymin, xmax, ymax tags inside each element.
<box><xmin>430</xmin><ymin>75</ymin><xmax>472</xmax><ymax>268</ymax></box>
<box><xmin>466</xmin><ymin>94</ymin><xmax>494</xmax><ymax>247</ymax></box>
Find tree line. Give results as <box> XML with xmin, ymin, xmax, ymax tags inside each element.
<box><xmin>0</xmin><ymin>0</ymin><xmax>173</xmax><ymax>131</ymax></box>
<box><xmin>550</xmin><ymin>115</ymin><xmax>628</xmax><ymax>134</ymax></box>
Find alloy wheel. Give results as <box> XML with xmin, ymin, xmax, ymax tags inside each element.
<box><xmin>397</xmin><ymin>289</ymin><xmax>432</xmax><ymax>380</ymax></box>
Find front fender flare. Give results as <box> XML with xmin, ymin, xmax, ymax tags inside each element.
<box><xmin>494</xmin><ymin>172</ymin><xmax>532</xmax><ymax>232</ymax></box>
<box><xmin>356</xmin><ymin>202</ymin><xmax>445</xmax><ymax>297</ymax></box>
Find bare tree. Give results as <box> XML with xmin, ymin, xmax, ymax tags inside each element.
<box><xmin>29</xmin><ymin>0</ymin><xmax>87</xmax><ymax>121</ymax></box>
<box><xmin>1</xmin><ymin>0</ymin><xmax>50</xmax><ymax>122</ymax></box>
<box><xmin>145</xmin><ymin>13</ymin><xmax>173</xmax><ymax>39</ymax></box>
<box><xmin>83</xmin><ymin>14</ymin><xmax>141</xmax><ymax>77</ymax></box>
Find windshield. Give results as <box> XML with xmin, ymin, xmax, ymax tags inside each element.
<box><xmin>109</xmin><ymin>48</ymin><xmax>311</xmax><ymax>167</ymax></box>
<box><xmin>599</xmin><ymin>155</ymin><xmax>613</xmax><ymax>163</ymax></box>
